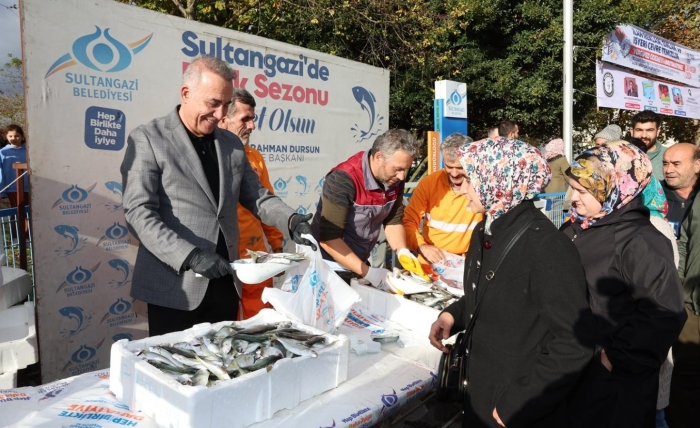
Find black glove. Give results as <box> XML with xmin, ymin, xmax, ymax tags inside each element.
<box><xmin>188</xmin><ymin>248</ymin><xmax>234</xmax><ymax>279</ymax></box>
<box><xmin>288</xmin><ymin>213</ymin><xmax>317</xmax><ymax>251</ymax></box>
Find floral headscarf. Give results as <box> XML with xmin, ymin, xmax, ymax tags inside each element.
<box><xmin>567</xmin><ymin>141</ymin><xmax>652</xmax><ymax>229</ymax></box>
<box><xmin>544</xmin><ymin>138</ymin><xmax>566</xmax><ymax>160</ymax></box>
<box><xmin>458</xmin><ymin>137</ymin><xmax>551</xmax><ymax>234</ymax></box>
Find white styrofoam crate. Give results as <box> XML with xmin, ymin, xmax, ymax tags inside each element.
<box><xmin>0</xmin><ymin>267</ymin><xmax>31</xmax><ymax>311</ymax></box>
<box><xmin>0</xmin><ymin>302</ymin><xmax>38</xmax><ymax>373</ymax></box>
<box><xmin>110</xmin><ymin>309</ymin><xmax>349</xmax><ymax>428</ymax></box>
<box><xmin>350</xmin><ymin>280</ymin><xmax>440</xmax><ymax>337</ymax></box>
<box><xmin>0</xmin><ymin>370</ymin><xmax>17</xmax><ymax>389</ymax></box>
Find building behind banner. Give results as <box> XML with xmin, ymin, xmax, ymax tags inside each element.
<box><xmin>21</xmin><ymin>0</ymin><xmax>389</xmax><ymax>382</ymax></box>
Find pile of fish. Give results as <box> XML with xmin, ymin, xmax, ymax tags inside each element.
<box><xmin>136</xmin><ymin>321</ymin><xmax>334</xmax><ymax>387</ymax></box>
<box><xmin>246</xmin><ymin>250</ymin><xmax>306</xmax><ymax>264</ymax></box>
<box><xmin>392</xmin><ymin>270</ymin><xmax>460</xmax><ymax>310</ymax></box>
<box><xmin>405</xmin><ymin>288</ymin><xmax>459</xmax><ymax>310</ymax></box>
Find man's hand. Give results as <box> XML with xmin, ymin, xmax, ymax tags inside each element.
<box><xmin>601</xmin><ymin>349</ymin><xmax>613</xmax><ymax>372</ymax></box>
<box><xmin>364</xmin><ymin>266</ymin><xmax>391</xmax><ymax>288</ymax></box>
<box><xmin>428</xmin><ymin>312</ymin><xmax>455</xmax><ymax>353</ymax></box>
<box><xmin>189</xmin><ymin>249</ymin><xmax>234</xmax><ymax>279</ymax></box>
<box><xmin>418</xmin><ymin>244</ymin><xmax>445</xmax><ymax>264</ymax></box>
<box><xmin>493</xmin><ymin>408</ymin><xmax>505</xmax><ymax>427</ymax></box>
<box><xmin>288</xmin><ymin>213</ymin><xmax>317</xmax><ymax>251</ymax></box>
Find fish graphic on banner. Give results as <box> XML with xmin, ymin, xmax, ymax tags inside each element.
<box><xmin>58</xmin><ymin>306</ymin><xmax>93</xmax><ymax>338</ymax></box>
<box><xmin>351</xmin><ymin>86</ymin><xmax>384</xmax><ymax>143</ymax></box>
<box><xmin>295</xmin><ymin>175</ymin><xmax>309</xmax><ymax>197</ymax></box>
<box><xmin>54</xmin><ymin>225</ymin><xmax>88</xmax><ymax>257</ymax></box>
<box><xmin>107</xmin><ymin>259</ymin><xmax>132</xmax><ymax>289</ymax></box>
<box><xmin>104</xmin><ymin>180</ymin><xmax>123</xmax><ymax>212</ymax></box>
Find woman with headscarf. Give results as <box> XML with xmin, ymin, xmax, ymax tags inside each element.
<box><xmin>429</xmin><ymin>138</ymin><xmax>593</xmax><ymax>428</ymax></box>
<box><xmin>543</xmin><ymin>138</ymin><xmax>569</xmax><ymax>193</ymax></box>
<box><xmin>562</xmin><ymin>142</ymin><xmax>686</xmax><ymax>428</ymax></box>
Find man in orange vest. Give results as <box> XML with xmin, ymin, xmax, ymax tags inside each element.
<box><xmin>403</xmin><ymin>133</ymin><xmax>483</xmax><ymax>282</ymax></box>
<box><xmin>219</xmin><ymin>88</ymin><xmax>284</xmax><ymax>319</ymax></box>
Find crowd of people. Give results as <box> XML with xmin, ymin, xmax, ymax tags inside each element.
<box><xmin>425</xmin><ymin>111</ymin><xmax>698</xmax><ymax>428</ymax></box>
<box><xmin>1</xmin><ymin>53</ymin><xmax>694</xmax><ymax>427</ymax></box>
<box><xmin>117</xmin><ymin>56</ymin><xmax>698</xmax><ymax>427</ymax></box>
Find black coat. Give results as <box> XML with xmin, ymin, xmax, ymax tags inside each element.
<box><xmin>562</xmin><ymin>197</ymin><xmax>686</xmax><ymax>428</ymax></box>
<box><xmin>443</xmin><ymin>201</ymin><xmax>593</xmax><ymax>428</ymax></box>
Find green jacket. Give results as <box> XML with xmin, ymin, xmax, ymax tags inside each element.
<box><xmin>678</xmin><ymin>193</ymin><xmax>700</xmax><ymax>314</ymax></box>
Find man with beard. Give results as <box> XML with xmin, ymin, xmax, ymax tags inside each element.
<box><xmin>403</xmin><ymin>133</ymin><xmax>483</xmax><ymax>274</ymax></box>
<box><xmin>662</xmin><ymin>143</ymin><xmax>700</xmax><ymax>238</ymax></box>
<box><xmin>311</xmin><ymin>129</ymin><xmax>420</xmax><ymax>288</ymax></box>
<box><xmin>631</xmin><ymin>110</ymin><xmax>666</xmax><ymax>180</ymax></box>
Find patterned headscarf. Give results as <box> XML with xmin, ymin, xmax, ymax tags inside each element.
<box><xmin>458</xmin><ymin>137</ymin><xmax>551</xmax><ymax>234</ymax></box>
<box><xmin>544</xmin><ymin>138</ymin><xmax>566</xmax><ymax>160</ymax></box>
<box><xmin>566</xmin><ymin>141</ymin><xmax>652</xmax><ymax>229</ymax></box>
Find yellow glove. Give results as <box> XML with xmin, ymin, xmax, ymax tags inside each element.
<box><xmin>397</xmin><ymin>248</ymin><xmax>430</xmax><ymax>281</ymax></box>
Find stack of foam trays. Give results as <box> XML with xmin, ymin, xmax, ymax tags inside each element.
<box><xmin>0</xmin><ymin>266</ymin><xmax>36</xmax><ymax>388</ymax></box>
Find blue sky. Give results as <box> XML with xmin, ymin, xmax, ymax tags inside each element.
<box><xmin>0</xmin><ymin>3</ymin><xmax>21</xmax><ymax>93</ymax></box>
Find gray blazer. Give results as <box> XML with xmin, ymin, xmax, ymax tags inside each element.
<box><xmin>121</xmin><ymin>107</ymin><xmax>293</xmax><ymax>310</ymax></box>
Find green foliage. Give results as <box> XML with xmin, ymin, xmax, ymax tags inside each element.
<box><xmin>0</xmin><ymin>54</ymin><xmax>25</xmax><ymax>127</ymax></box>
<box><xmin>113</xmin><ymin>0</ymin><xmax>700</xmax><ymax>148</ymax></box>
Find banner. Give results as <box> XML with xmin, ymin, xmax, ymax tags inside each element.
<box><xmin>426</xmin><ymin>132</ymin><xmax>439</xmax><ymax>174</ymax></box>
<box><xmin>21</xmin><ymin>0</ymin><xmax>389</xmax><ymax>382</ymax></box>
<box><xmin>596</xmin><ymin>61</ymin><xmax>700</xmax><ymax>120</ymax></box>
<box><xmin>602</xmin><ymin>24</ymin><xmax>700</xmax><ymax>87</ymax></box>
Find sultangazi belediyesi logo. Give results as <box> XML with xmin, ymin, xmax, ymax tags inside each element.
<box><xmin>45</xmin><ymin>26</ymin><xmax>152</xmax><ymax>78</ymax></box>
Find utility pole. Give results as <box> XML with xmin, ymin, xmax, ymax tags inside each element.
<box><xmin>563</xmin><ymin>0</ymin><xmax>573</xmax><ymax>161</ymax></box>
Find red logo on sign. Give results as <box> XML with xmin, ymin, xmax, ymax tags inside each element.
<box><xmin>625</xmin><ymin>103</ymin><xmax>641</xmax><ymax>109</ymax></box>
<box><xmin>661</xmin><ymin>108</ymin><xmax>674</xmax><ymax>114</ymax></box>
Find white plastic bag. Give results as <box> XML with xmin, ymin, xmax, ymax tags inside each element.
<box><xmin>262</xmin><ymin>235</ymin><xmax>360</xmax><ymax>333</ymax></box>
<box><xmin>430</xmin><ymin>251</ymin><xmax>465</xmax><ymax>292</ymax></box>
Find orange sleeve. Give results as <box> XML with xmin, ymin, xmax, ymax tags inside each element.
<box><xmin>403</xmin><ymin>174</ymin><xmax>432</xmax><ymax>251</ymax></box>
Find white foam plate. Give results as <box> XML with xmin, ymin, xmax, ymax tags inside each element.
<box><xmin>231</xmin><ymin>259</ymin><xmax>300</xmax><ymax>283</ymax></box>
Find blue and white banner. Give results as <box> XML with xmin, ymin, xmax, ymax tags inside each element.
<box><xmin>21</xmin><ymin>0</ymin><xmax>389</xmax><ymax>382</ymax></box>
<box><xmin>596</xmin><ymin>61</ymin><xmax>700</xmax><ymax>120</ymax></box>
<box><xmin>602</xmin><ymin>24</ymin><xmax>700</xmax><ymax>88</ymax></box>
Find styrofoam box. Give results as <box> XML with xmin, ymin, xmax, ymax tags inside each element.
<box><xmin>0</xmin><ymin>301</ymin><xmax>38</xmax><ymax>373</ymax></box>
<box><xmin>0</xmin><ymin>267</ymin><xmax>31</xmax><ymax>311</ymax></box>
<box><xmin>110</xmin><ymin>309</ymin><xmax>349</xmax><ymax>428</ymax></box>
<box><xmin>0</xmin><ymin>370</ymin><xmax>17</xmax><ymax>388</ymax></box>
<box><xmin>350</xmin><ymin>280</ymin><xmax>440</xmax><ymax>337</ymax></box>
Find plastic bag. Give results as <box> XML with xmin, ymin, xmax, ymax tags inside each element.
<box><xmin>430</xmin><ymin>252</ymin><xmax>465</xmax><ymax>292</ymax></box>
<box><xmin>262</xmin><ymin>235</ymin><xmax>360</xmax><ymax>333</ymax></box>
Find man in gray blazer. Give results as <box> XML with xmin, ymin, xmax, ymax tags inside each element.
<box><xmin>120</xmin><ymin>56</ymin><xmax>314</xmax><ymax>336</ymax></box>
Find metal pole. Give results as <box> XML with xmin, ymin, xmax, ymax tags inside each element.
<box><xmin>563</xmin><ymin>0</ymin><xmax>573</xmax><ymax>161</ymax></box>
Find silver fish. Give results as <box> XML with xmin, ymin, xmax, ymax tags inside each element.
<box><xmin>193</xmin><ymin>368</ymin><xmax>210</xmax><ymax>386</ymax></box>
<box><xmin>274</xmin><ymin>337</ymin><xmax>318</xmax><ymax>358</ymax></box>
<box><xmin>195</xmin><ymin>355</ymin><xmax>230</xmax><ymax>380</ymax></box>
<box><xmin>246</xmin><ymin>250</ymin><xmax>306</xmax><ymax>264</ymax></box>
<box><xmin>239</xmin><ymin>321</ymin><xmax>292</xmax><ymax>335</ymax></box>
<box><xmin>247</xmin><ymin>354</ymin><xmax>283</xmax><ymax>371</ymax></box>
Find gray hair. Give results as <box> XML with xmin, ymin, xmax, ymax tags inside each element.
<box><xmin>441</xmin><ymin>133</ymin><xmax>472</xmax><ymax>162</ymax></box>
<box><xmin>182</xmin><ymin>56</ymin><xmax>235</xmax><ymax>87</ymax></box>
<box><xmin>228</xmin><ymin>88</ymin><xmax>256</xmax><ymax>117</ymax></box>
<box><xmin>370</xmin><ymin>129</ymin><xmax>419</xmax><ymax>158</ymax></box>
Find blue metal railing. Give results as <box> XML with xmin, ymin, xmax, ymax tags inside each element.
<box><xmin>534</xmin><ymin>192</ymin><xmax>568</xmax><ymax>228</ymax></box>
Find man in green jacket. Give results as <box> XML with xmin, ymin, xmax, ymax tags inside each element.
<box><xmin>669</xmin><ymin>195</ymin><xmax>700</xmax><ymax>426</ymax></box>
